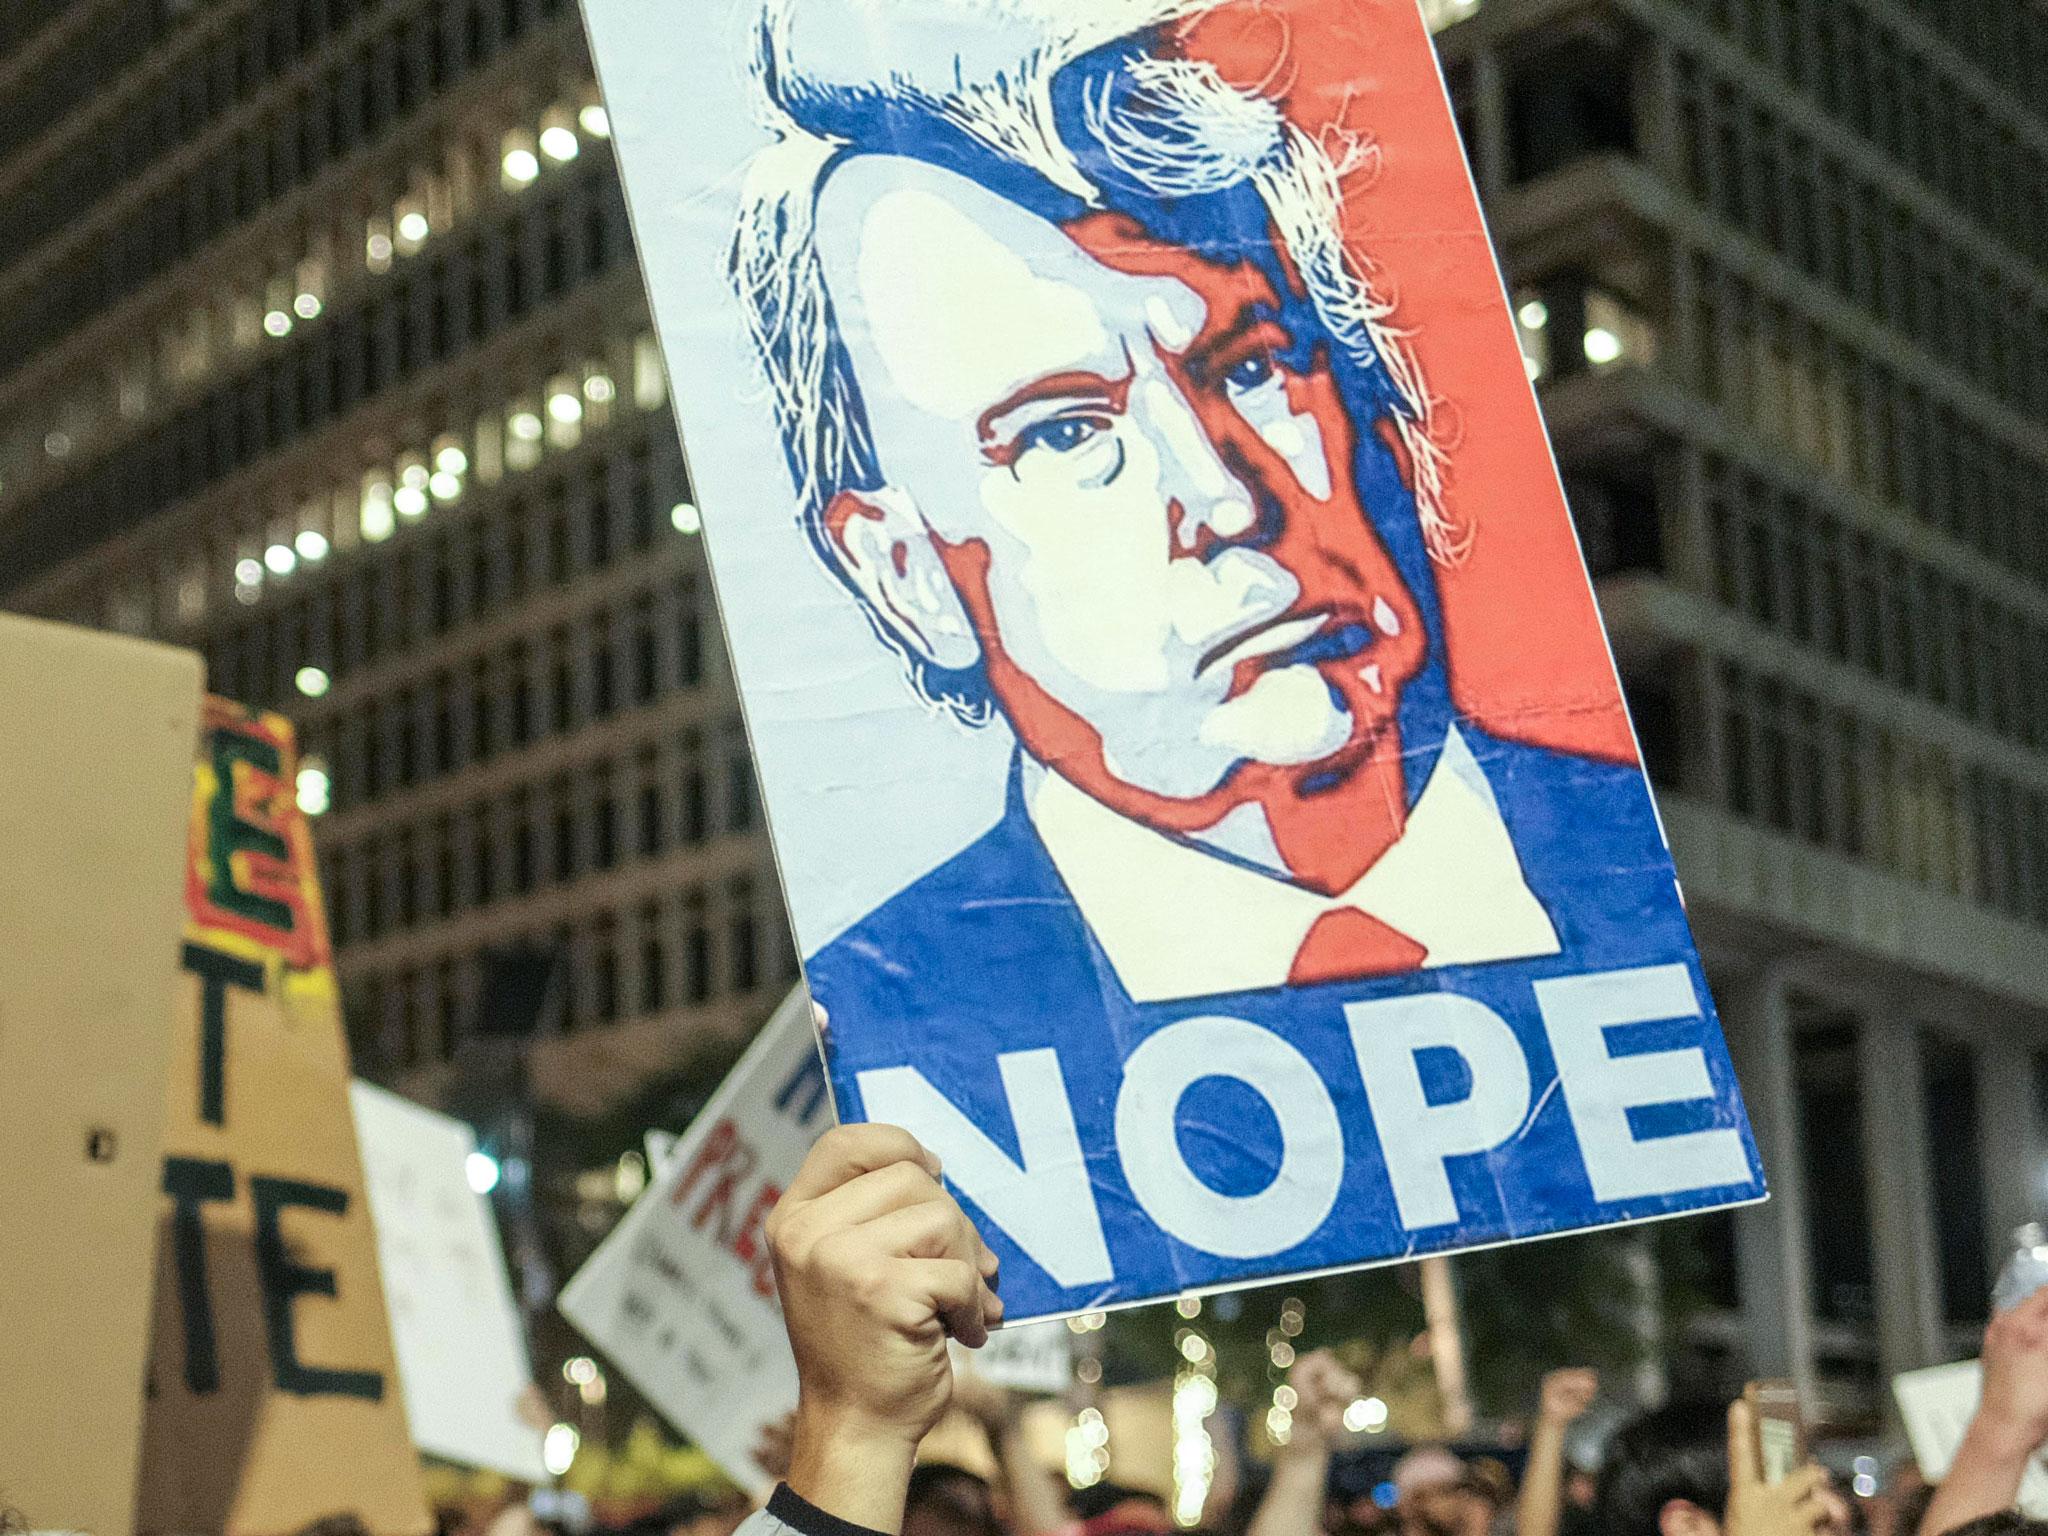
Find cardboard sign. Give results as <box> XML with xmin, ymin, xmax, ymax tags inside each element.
<box><xmin>351</xmin><ymin>1082</ymin><xmax>550</xmax><ymax>1483</ymax></box>
<box><xmin>561</xmin><ymin>987</ymin><xmax>827</xmax><ymax>1496</ymax></box>
<box><xmin>581</xmin><ymin>0</ymin><xmax>1766</xmax><ymax>1322</ymax></box>
<box><xmin>1895</xmin><ymin>1361</ymin><xmax>2048</xmax><ymax>1517</ymax></box>
<box><xmin>0</xmin><ymin>616</ymin><xmax>203</xmax><ymax>1536</ymax></box>
<box><xmin>137</xmin><ymin>699</ymin><xmax>429</xmax><ymax>1536</ymax></box>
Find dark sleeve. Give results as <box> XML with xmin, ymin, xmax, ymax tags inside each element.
<box><xmin>762</xmin><ymin>1485</ymin><xmax>893</xmax><ymax>1536</ymax></box>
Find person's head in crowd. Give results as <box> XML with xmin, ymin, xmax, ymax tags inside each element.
<box><xmin>292</xmin><ymin>1518</ymin><xmax>373</xmax><ymax>1536</ymax></box>
<box><xmin>637</xmin><ymin>1492</ymin><xmax>751</xmax><ymax>1536</ymax></box>
<box><xmin>1596</xmin><ymin>1401</ymin><xmax>1732</xmax><ymax>1536</ymax></box>
<box><xmin>1939</xmin><ymin>1516</ymin><xmax>2048</xmax><ymax>1536</ymax></box>
<box><xmin>1396</xmin><ymin>1447</ymin><xmax>1490</xmax><ymax>1536</ymax></box>
<box><xmin>904</xmin><ymin>1464</ymin><xmax>1003</xmax><ymax>1536</ymax></box>
<box><xmin>1069</xmin><ymin>1483</ymin><xmax>1174</xmax><ymax>1536</ymax></box>
<box><xmin>1596</xmin><ymin>1400</ymin><xmax>1851</xmax><ymax>1536</ymax></box>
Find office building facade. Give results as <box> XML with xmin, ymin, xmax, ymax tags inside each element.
<box><xmin>1429</xmin><ymin>0</ymin><xmax>2048</xmax><ymax>1421</ymax></box>
<box><xmin>0</xmin><ymin>0</ymin><xmax>792</xmax><ymax>1119</ymax></box>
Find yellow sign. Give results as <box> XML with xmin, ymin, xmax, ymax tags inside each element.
<box><xmin>138</xmin><ymin>698</ymin><xmax>429</xmax><ymax>1536</ymax></box>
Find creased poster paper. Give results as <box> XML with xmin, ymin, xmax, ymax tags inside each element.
<box><xmin>578</xmin><ymin>0</ymin><xmax>1766</xmax><ymax>1321</ymax></box>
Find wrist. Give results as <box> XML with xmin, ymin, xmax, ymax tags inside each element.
<box><xmin>1273</xmin><ymin>1435</ymin><xmax>1335</xmax><ymax>1471</ymax></box>
<box><xmin>789</xmin><ymin>1400</ymin><xmax>921</xmax><ymax>1536</ymax></box>
<box><xmin>1964</xmin><ymin>1409</ymin><xmax>2047</xmax><ymax>1465</ymax></box>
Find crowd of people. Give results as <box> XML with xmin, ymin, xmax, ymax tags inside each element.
<box><xmin>700</xmin><ymin>1127</ymin><xmax>2048</xmax><ymax>1536</ymax></box>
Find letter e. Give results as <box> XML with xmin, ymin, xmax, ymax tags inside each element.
<box><xmin>1534</xmin><ymin>965</ymin><xmax>1754</xmax><ymax>1202</ymax></box>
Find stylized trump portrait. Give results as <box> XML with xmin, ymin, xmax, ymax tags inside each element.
<box><xmin>584</xmin><ymin>0</ymin><xmax>1761</xmax><ymax>1315</ymax></box>
<box><xmin>735</xmin><ymin>0</ymin><xmax>1642</xmax><ymax>998</ymax></box>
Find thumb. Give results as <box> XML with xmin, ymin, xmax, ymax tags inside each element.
<box><xmin>1727</xmin><ymin>1399</ymin><xmax>1762</xmax><ymax>1495</ymax></box>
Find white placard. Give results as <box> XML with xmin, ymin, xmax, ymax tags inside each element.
<box><xmin>1894</xmin><ymin>1359</ymin><xmax>2048</xmax><ymax>1517</ymax></box>
<box><xmin>561</xmin><ymin>989</ymin><xmax>829</xmax><ymax>1495</ymax></box>
<box><xmin>350</xmin><ymin>1082</ymin><xmax>549</xmax><ymax>1483</ymax></box>
<box><xmin>963</xmin><ymin>1323</ymin><xmax>1074</xmax><ymax>1396</ymax></box>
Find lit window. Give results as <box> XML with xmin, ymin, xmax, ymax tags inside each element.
<box><xmin>540</xmin><ymin>124</ymin><xmax>580</xmax><ymax>164</ymax></box>
<box><xmin>579</xmin><ymin>103</ymin><xmax>611</xmax><ymax>139</ymax></box>
<box><xmin>633</xmin><ymin>334</ymin><xmax>667</xmax><ymax>410</ymax></box>
<box><xmin>361</xmin><ymin>477</ymin><xmax>397</xmax><ymax>543</ymax></box>
<box><xmin>1583</xmin><ymin>327</ymin><xmax>1624</xmax><ymax>366</ymax></box>
<box><xmin>293</xmin><ymin>292</ymin><xmax>323</xmax><ymax>321</ymax></box>
<box><xmin>296</xmin><ymin>665</ymin><xmax>332</xmax><ymax>699</ymax></box>
<box><xmin>583</xmin><ymin>373</ymin><xmax>616</xmax><ymax>404</ymax></box>
<box><xmin>394</xmin><ymin>484</ymin><xmax>429</xmax><ymax>518</ymax></box>
<box><xmin>396</xmin><ymin>208</ymin><xmax>431</xmax><ymax>247</ymax></box>
<box><xmin>263</xmin><ymin>310</ymin><xmax>293</xmax><ymax>339</ymax></box>
<box><xmin>366</xmin><ymin>220</ymin><xmax>395</xmax><ymax>274</ymax></box>
<box><xmin>671</xmin><ymin>502</ymin><xmax>702</xmax><ymax>535</ymax></box>
<box><xmin>547</xmin><ymin>390</ymin><xmax>584</xmax><ymax>425</ymax></box>
<box><xmin>506</xmin><ymin>401</ymin><xmax>544</xmax><ymax>472</ymax></box>
<box><xmin>1518</xmin><ymin>299</ymin><xmax>1550</xmax><ymax>331</ymax></box>
<box><xmin>434</xmin><ymin>441</ymin><xmax>470</xmax><ymax>476</ymax></box>
<box><xmin>1580</xmin><ymin>288</ymin><xmax>1657</xmax><ymax>370</ymax></box>
<box><xmin>473</xmin><ymin>413</ymin><xmax>505</xmax><ymax>483</ymax></box>
<box><xmin>400</xmin><ymin>459</ymin><xmax>430</xmax><ymax>491</ymax></box>
<box><xmin>295</xmin><ymin>529</ymin><xmax>331</xmax><ymax>563</ymax></box>
<box><xmin>264</xmin><ymin>544</ymin><xmax>297</xmax><ymax>577</ymax></box>
<box><xmin>235</xmin><ymin>557</ymin><xmax>265</xmax><ymax>587</ymax></box>
<box><xmin>296</xmin><ymin>760</ymin><xmax>333</xmax><ymax>817</ymax></box>
<box><xmin>430</xmin><ymin>471</ymin><xmax>463</xmax><ymax>503</ymax></box>
<box><xmin>502</xmin><ymin>131</ymin><xmax>542</xmax><ymax>188</ymax></box>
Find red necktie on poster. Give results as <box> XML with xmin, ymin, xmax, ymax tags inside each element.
<box><xmin>1288</xmin><ymin>908</ymin><xmax>1428</xmax><ymax>986</ymax></box>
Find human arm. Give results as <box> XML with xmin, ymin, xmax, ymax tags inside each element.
<box><xmin>768</xmin><ymin>1124</ymin><xmax>1004</xmax><ymax>1535</ymax></box>
<box><xmin>1247</xmin><ymin>1351</ymin><xmax>1362</xmax><ymax>1536</ymax></box>
<box><xmin>1920</xmin><ymin>1291</ymin><xmax>2048</xmax><ymax>1536</ymax></box>
<box><xmin>1723</xmin><ymin>1399</ymin><xmax>1831</xmax><ymax>1536</ymax></box>
<box><xmin>1516</xmin><ymin>1370</ymin><xmax>1597</xmax><ymax>1536</ymax></box>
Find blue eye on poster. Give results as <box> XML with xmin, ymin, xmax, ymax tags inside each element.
<box><xmin>578</xmin><ymin>0</ymin><xmax>1767</xmax><ymax>1321</ymax></box>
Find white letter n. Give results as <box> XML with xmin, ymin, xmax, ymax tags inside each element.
<box><xmin>856</xmin><ymin>1050</ymin><xmax>1114</xmax><ymax>1290</ymax></box>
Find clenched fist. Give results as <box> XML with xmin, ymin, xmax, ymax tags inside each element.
<box><xmin>769</xmin><ymin>1125</ymin><xmax>1003</xmax><ymax>1533</ymax></box>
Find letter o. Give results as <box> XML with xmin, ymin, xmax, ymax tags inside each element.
<box><xmin>1114</xmin><ymin>1016</ymin><xmax>1344</xmax><ymax>1259</ymax></box>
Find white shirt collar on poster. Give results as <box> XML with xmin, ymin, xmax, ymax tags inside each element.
<box><xmin>1024</xmin><ymin>726</ymin><xmax>1562</xmax><ymax>1004</ymax></box>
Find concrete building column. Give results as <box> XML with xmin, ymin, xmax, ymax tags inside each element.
<box><xmin>1858</xmin><ymin>1015</ymin><xmax>1946</xmax><ymax>1379</ymax></box>
<box><xmin>1723</xmin><ymin>968</ymin><xmax>1817</xmax><ymax>1404</ymax></box>
<box><xmin>1978</xmin><ymin>1037</ymin><xmax>2044</xmax><ymax>1272</ymax></box>
<box><xmin>1471</xmin><ymin>44</ymin><xmax>1510</xmax><ymax>204</ymax></box>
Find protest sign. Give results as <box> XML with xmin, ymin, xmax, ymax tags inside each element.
<box><xmin>351</xmin><ymin>1082</ymin><xmax>549</xmax><ymax>1483</ymax></box>
<box><xmin>0</xmin><ymin>616</ymin><xmax>203</xmax><ymax>1536</ymax></box>
<box><xmin>1895</xmin><ymin>1360</ymin><xmax>2048</xmax><ymax>1517</ymax></box>
<box><xmin>578</xmin><ymin>0</ymin><xmax>1765</xmax><ymax>1321</ymax></box>
<box><xmin>561</xmin><ymin>987</ymin><xmax>827</xmax><ymax>1496</ymax></box>
<box><xmin>136</xmin><ymin>698</ymin><xmax>428</xmax><ymax>1536</ymax></box>
<box><xmin>961</xmin><ymin>1323</ymin><xmax>1075</xmax><ymax>1397</ymax></box>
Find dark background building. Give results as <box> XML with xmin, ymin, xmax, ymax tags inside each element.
<box><xmin>0</xmin><ymin>0</ymin><xmax>2041</xmax><ymax>1430</ymax></box>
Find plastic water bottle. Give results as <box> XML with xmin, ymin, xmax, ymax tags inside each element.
<box><xmin>1993</xmin><ymin>1223</ymin><xmax>2048</xmax><ymax>1314</ymax></box>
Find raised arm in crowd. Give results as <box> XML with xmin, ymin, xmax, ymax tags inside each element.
<box><xmin>1918</xmin><ymin>1290</ymin><xmax>2048</xmax><ymax>1536</ymax></box>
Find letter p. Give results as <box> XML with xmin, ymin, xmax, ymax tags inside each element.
<box><xmin>1346</xmin><ymin>994</ymin><xmax>1531</xmax><ymax>1231</ymax></box>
